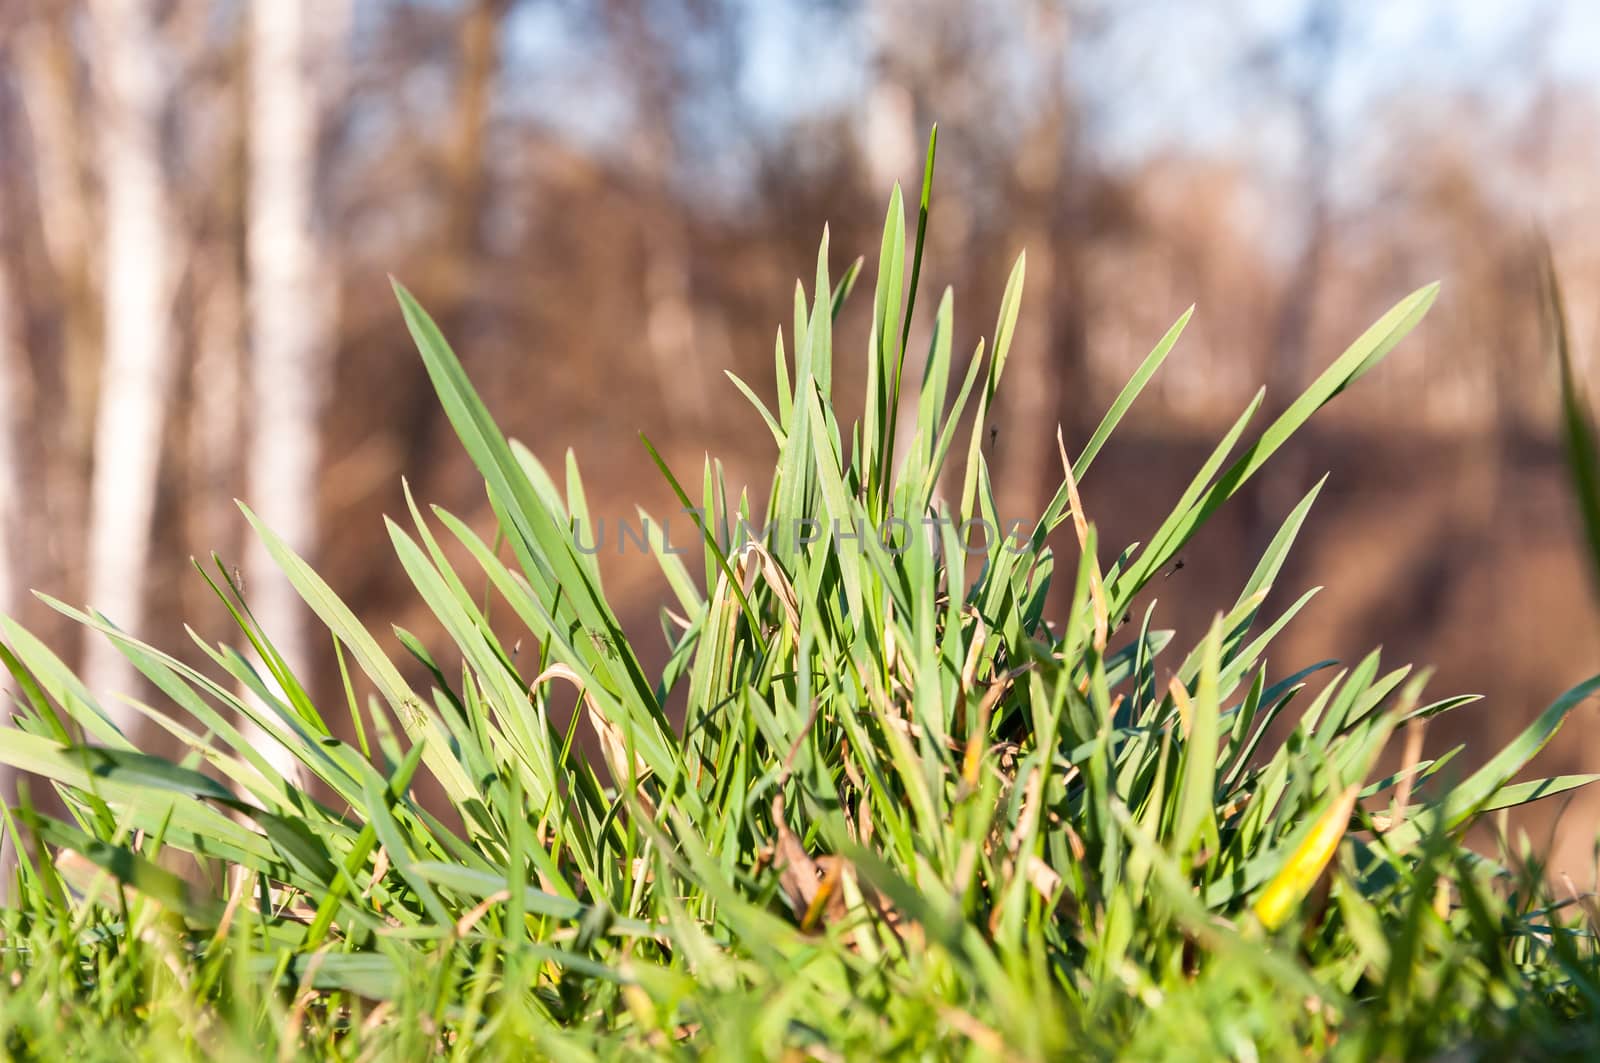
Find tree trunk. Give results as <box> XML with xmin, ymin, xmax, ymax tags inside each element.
<box><xmin>15</xmin><ymin>9</ymin><xmax>98</xmax><ymax>614</ymax></box>
<box><xmin>396</xmin><ymin>0</ymin><xmax>506</xmax><ymax>481</ymax></box>
<box><xmin>0</xmin><ymin>85</ymin><xmax>27</xmax><ymax>830</ymax></box>
<box><xmin>1247</xmin><ymin>0</ymin><xmax>1340</xmax><ymax>560</ymax></box>
<box><xmin>861</xmin><ymin>0</ymin><xmax>918</xmax><ymax>193</ymax></box>
<box><xmin>863</xmin><ymin>0</ymin><xmax>928</xmax><ymax>479</ymax></box>
<box><xmin>607</xmin><ymin>2</ymin><xmax>707</xmax><ymax>432</ymax></box>
<box><xmin>243</xmin><ymin>0</ymin><xmax>341</xmax><ymax>767</ymax></box>
<box><xmin>186</xmin><ymin>31</ymin><xmax>248</xmax><ymax>597</ymax></box>
<box><xmin>0</xmin><ymin>90</ymin><xmax>28</xmax><ymax>673</ymax></box>
<box><xmin>437</xmin><ymin>0</ymin><xmax>507</xmax><ymax>310</ymax></box>
<box><xmin>82</xmin><ymin>0</ymin><xmax>177</xmax><ymax>715</ymax></box>
<box><xmin>998</xmin><ymin>1</ymin><xmax>1079</xmax><ymax>514</ymax></box>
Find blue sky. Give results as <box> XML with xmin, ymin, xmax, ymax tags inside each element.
<box><xmin>1084</xmin><ymin>0</ymin><xmax>1600</xmax><ymax>161</ymax></box>
<box><xmin>483</xmin><ymin>0</ymin><xmax>1600</xmax><ymax>178</ymax></box>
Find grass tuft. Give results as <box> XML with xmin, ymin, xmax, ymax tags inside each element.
<box><xmin>3</xmin><ymin>140</ymin><xmax>1599</xmax><ymax>1059</ymax></box>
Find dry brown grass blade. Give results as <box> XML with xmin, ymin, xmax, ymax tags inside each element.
<box><xmin>984</xmin><ymin>762</ymin><xmax>1061</xmax><ymax>923</ymax></box>
<box><xmin>771</xmin><ymin>789</ymin><xmax>824</xmax><ymax>918</ymax></box>
<box><xmin>1007</xmin><ymin>764</ymin><xmax>1043</xmax><ymax>859</ymax></box>
<box><xmin>880</xmin><ymin>599</ymin><xmax>920</xmax><ymax>701</ymax></box>
<box><xmin>1390</xmin><ymin>721</ymin><xmax>1426</xmax><ymax>833</ymax></box>
<box><xmin>772</xmin><ymin>698</ymin><xmax>827</xmax><ymax>921</ymax></box>
<box><xmin>206</xmin><ymin>866</ymin><xmax>254</xmax><ymax>954</ymax></box>
<box><xmin>961</xmin><ymin>672</ymin><xmax>1014</xmax><ymax>788</ymax></box>
<box><xmin>1057</xmin><ymin>425</ymin><xmax>1108</xmax><ymax>652</ymax></box>
<box><xmin>532</xmin><ymin>664</ymin><xmax>653</xmax><ymax>814</ymax></box>
<box><xmin>768</xmin><ymin>793</ymin><xmax>911</xmax><ymax>944</ymax></box>
<box><xmin>53</xmin><ymin>849</ymin><xmax>111</xmax><ymax>900</ymax></box>
<box><xmin>883</xmin><ymin>598</ymin><xmax>899</xmax><ymax>680</ymax></box>
<box><xmin>800</xmin><ymin>857</ymin><xmax>846</xmax><ymax>931</ymax></box>
<box><xmin>280</xmin><ymin>948</ymin><xmax>331</xmax><ymax>1063</ymax></box>
<box><xmin>959</xmin><ymin>609</ymin><xmax>988</xmax><ymax>693</ymax></box>
<box><xmin>939</xmin><ymin>1004</ymin><xmax>1024</xmax><ymax>1062</ymax></box>
<box><xmin>729</xmin><ymin>540</ymin><xmax>802</xmax><ymax>638</ymax></box>
<box><xmin>454</xmin><ymin>889</ymin><xmax>510</xmax><ymax>938</ymax></box>
<box><xmin>1560</xmin><ymin>873</ymin><xmax>1600</xmax><ymax>937</ymax></box>
<box><xmin>1169</xmin><ymin>675</ymin><xmax>1195</xmax><ymax>739</ymax></box>
<box><xmin>366</xmin><ymin>846</ymin><xmax>390</xmax><ymax>903</ymax></box>
<box><xmin>1024</xmin><ymin>855</ymin><xmax>1062</xmax><ymax>899</ymax></box>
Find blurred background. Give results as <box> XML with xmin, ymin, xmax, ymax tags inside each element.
<box><xmin>2</xmin><ymin>0</ymin><xmax>1600</xmax><ymax>869</ymax></box>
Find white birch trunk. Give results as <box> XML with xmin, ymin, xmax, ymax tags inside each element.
<box><xmin>862</xmin><ymin>0</ymin><xmax>925</xmax><ymax>478</ymax></box>
<box><xmin>998</xmin><ymin>1</ymin><xmax>1072</xmax><ymax>514</ymax></box>
<box><xmin>14</xmin><ymin>21</ymin><xmax>93</xmax><ymax>331</ymax></box>
<box><xmin>860</xmin><ymin>0</ymin><xmax>918</xmax><ymax>192</ymax></box>
<box><xmin>17</xmin><ymin>12</ymin><xmax>100</xmax><ymax>615</ymax></box>
<box><xmin>243</xmin><ymin>0</ymin><xmax>342</xmax><ymax>775</ymax></box>
<box><xmin>189</xmin><ymin>249</ymin><xmax>244</xmax><ymax>562</ymax></box>
<box><xmin>0</xmin><ymin>153</ymin><xmax>22</xmax><ymax>834</ymax></box>
<box><xmin>0</xmin><ymin>186</ymin><xmax>20</xmax><ymax>631</ymax></box>
<box><xmin>81</xmin><ymin>0</ymin><xmax>177</xmax><ymax>718</ymax></box>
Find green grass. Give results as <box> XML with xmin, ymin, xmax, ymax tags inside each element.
<box><xmin>3</xmin><ymin>140</ymin><xmax>1600</xmax><ymax>1060</ymax></box>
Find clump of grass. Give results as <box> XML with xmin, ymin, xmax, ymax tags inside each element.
<box><xmin>2</xmin><ymin>137</ymin><xmax>1599</xmax><ymax>1060</ymax></box>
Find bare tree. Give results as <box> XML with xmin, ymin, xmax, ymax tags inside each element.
<box><xmin>14</xmin><ymin>6</ymin><xmax>98</xmax><ymax>609</ymax></box>
<box><xmin>243</xmin><ymin>0</ymin><xmax>347</xmax><ymax>757</ymax></box>
<box><xmin>0</xmin><ymin>63</ymin><xmax>20</xmax><ymax>846</ymax></box>
<box><xmin>605</xmin><ymin>0</ymin><xmax>710</xmax><ymax>430</ymax></box>
<box><xmin>186</xmin><ymin>23</ymin><xmax>248</xmax><ymax>592</ymax></box>
<box><xmin>860</xmin><ymin>0</ymin><xmax>919</xmax><ymax>193</ymax></box>
<box><xmin>0</xmin><ymin>69</ymin><xmax>26</xmax><ymax>639</ymax></box>
<box><xmin>1236</xmin><ymin>0</ymin><xmax>1342</xmax><ymax>556</ymax></box>
<box><xmin>435</xmin><ymin>0</ymin><xmax>510</xmax><ymax>314</ymax></box>
<box><xmin>0</xmin><ymin>273</ymin><xmax>14</xmax><ymax>633</ymax></box>
<box><xmin>81</xmin><ymin>0</ymin><xmax>178</xmax><ymax>713</ymax></box>
<box><xmin>998</xmin><ymin>0</ymin><xmax>1086</xmax><ymax>511</ymax></box>
<box><xmin>1253</xmin><ymin>0</ymin><xmax>1340</xmax><ymax>410</ymax></box>
<box><xmin>382</xmin><ymin>0</ymin><xmax>510</xmax><ymax>482</ymax></box>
